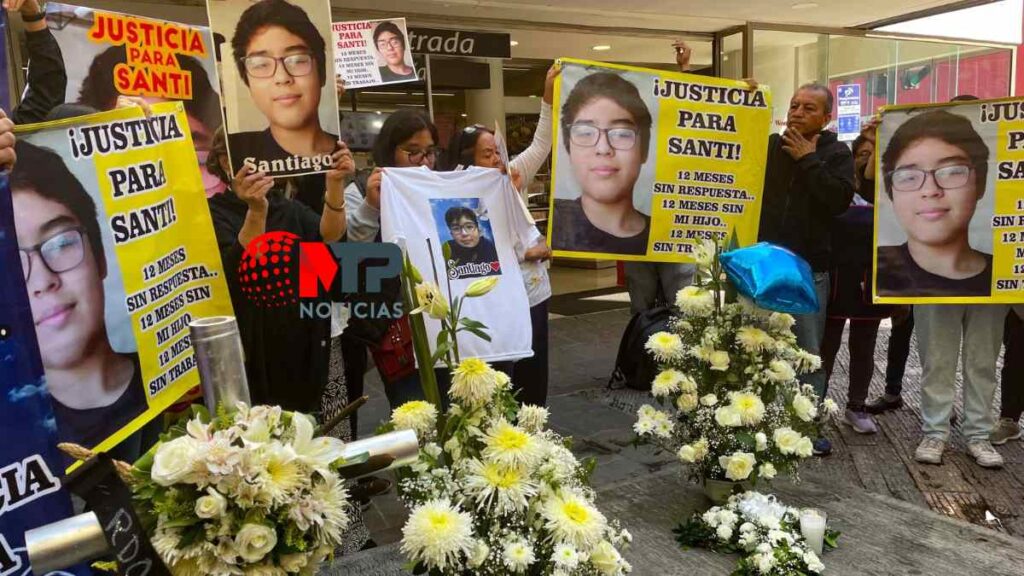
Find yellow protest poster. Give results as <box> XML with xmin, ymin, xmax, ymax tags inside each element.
<box><xmin>872</xmin><ymin>98</ymin><xmax>1024</xmax><ymax>304</ymax></box>
<box><xmin>548</xmin><ymin>58</ymin><xmax>772</xmax><ymax>262</ymax></box>
<box><xmin>12</xmin><ymin>102</ymin><xmax>233</xmax><ymax>464</ymax></box>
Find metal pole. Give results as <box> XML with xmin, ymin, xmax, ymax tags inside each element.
<box><xmin>425</xmin><ymin>54</ymin><xmax>435</xmax><ymax>120</ymax></box>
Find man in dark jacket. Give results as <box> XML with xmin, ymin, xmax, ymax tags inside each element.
<box><xmin>9</xmin><ymin>0</ymin><xmax>67</xmax><ymax>125</ymax></box>
<box><xmin>760</xmin><ymin>83</ymin><xmax>855</xmax><ymax>455</ymax></box>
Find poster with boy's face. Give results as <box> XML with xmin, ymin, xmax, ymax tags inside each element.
<box><xmin>430</xmin><ymin>198</ymin><xmax>502</xmax><ymax>280</ymax></box>
<box><xmin>333</xmin><ymin>18</ymin><xmax>419</xmax><ymax>90</ymax></box>
<box><xmin>46</xmin><ymin>3</ymin><xmax>224</xmax><ymax>195</ymax></box>
<box><xmin>207</xmin><ymin>0</ymin><xmax>340</xmax><ymax>177</ymax></box>
<box><xmin>873</xmin><ymin>99</ymin><xmax>1024</xmax><ymax>304</ymax></box>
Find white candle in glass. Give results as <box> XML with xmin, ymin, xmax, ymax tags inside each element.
<box><xmin>799</xmin><ymin>509</ymin><xmax>827</xmax><ymax>555</ymax></box>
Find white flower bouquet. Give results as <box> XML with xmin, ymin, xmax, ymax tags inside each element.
<box><xmin>385</xmin><ymin>359</ymin><xmax>632</xmax><ymax>575</ymax></box>
<box><xmin>674</xmin><ymin>491</ymin><xmax>839</xmax><ymax>575</ymax></box>
<box><xmin>130</xmin><ymin>404</ymin><xmax>355</xmax><ymax>575</ymax></box>
<box><xmin>634</xmin><ymin>241</ymin><xmax>836</xmax><ymax>487</ymax></box>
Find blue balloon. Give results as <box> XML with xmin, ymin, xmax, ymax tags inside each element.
<box><xmin>719</xmin><ymin>243</ymin><xmax>819</xmax><ymax>314</ymax></box>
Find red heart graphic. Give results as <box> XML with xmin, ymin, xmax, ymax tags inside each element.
<box><xmin>491</xmin><ymin>261</ymin><xmax>501</xmax><ymax>272</ymax></box>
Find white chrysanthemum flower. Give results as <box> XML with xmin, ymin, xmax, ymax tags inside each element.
<box><xmin>552</xmin><ymin>544</ymin><xmax>581</xmax><ymax>569</ymax></box>
<box><xmin>804</xmin><ymin>550</ymin><xmax>825</xmax><ymax>573</ymax></box>
<box><xmin>651</xmin><ymin>369</ymin><xmax>685</xmax><ymax>398</ymax></box>
<box><xmin>464</xmin><ymin>459</ymin><xmax>536</xmax><ymax>514</ymax></box>
<box><xmin>767</xmin><ymin>360</ymin><xmax>796</xmax><ymax>383</ymax></box>
<box><xmin>391</xmin><ymin>401</ymin><xmax>438</xmax><ymax>437</ymax></box>
<box><xmin>255</xmin><ymin>442</ymin><xmax>305</xmax><ymax>505</ymax></box>
<box><xmin>730</xmin><ymin>392</ymin><xmax>766</xmax><ymax>425</ymax></box>
<box><xmin>537</xmin><ymin>441</ymin><xmax>578</xmax><ymax>483</ymax></box>
<box><xmin>502</xmin><ymin>539</ymin><xmax>536</xmax><ymax>572</ymax></box>
<box><xmin>716</xmin><ymin>509</ymin><xmax>738</xmax><ymax>527</ymax></box>
<box><xmin>645</xmin><ymin>331</ymin><xmax>685</xmax><ymax>361</ymax></box>
<box><xmin>791</xmin><ymin>394</ymin><xmax>818</xmax><ymax>422</ymax></box>
<box><xmin>716</xmin><ymin>524</ymin><xmax>733</xmax><ymax>541</ymax></box>
<box><xmin>718</xmin><ymin>452</ymin><xmax>756</xmax><ymax>481</ymax></box>
<box><xmin>309</xmin><ymin>475</ymin><xmax>352</xmax><ymax>545</ymax></box>
<box><xmin>401</xmin><ymin>499</ymin><xmax>475</xmax><ymax>570</ymax></box>
<box><xmin>517</xmin><ymin>405</ymin><xmax>550</xmax><ymax>432</ymax></box>
<box><xmin>755</xmin><ymin>551</ymin><xmax>776</xmax><ymax>573</ymax></box>
<box><xmin>634</xmin><ymin>407</ymin><xmax>673</xmax><ymax>439</ymax></box>
<box><xmin>759</xmin><ymin>462</ymin><xmax>777</xmax><ymax>479</ymax></box>
<box><xmin>450</xmin><ymin>358</ymin><xmax>500</xmax><ymax>407</ymax></box>
<box><xmin>794</xmin><ymin>350</ymin><xmax>823</xmax><ymax>373</ymax></box>
<box><xmin>768</xmin><ymin>312</ymin><xmax>796</xmax><ymax>333</ymax></box>
<box><xmin>481</xmin><ymin>420</ymin><xmax>541</xmax><ymax>469</ymax></box>
<box><xmin>543</xmin><ymin>491</ymin><xmax>609</xmax><ymax>549</ymax></box>
<box><xmin>152</xmin><ymin>527</ymin><xmax>183</xmax><ymax>565</ymax></box>
<box><xmin>675</xmin><ymin>285</ymin><xmax>715</xmax><ymax>316</ymax></box>
<box><xmin>736</xmin><ymin>327</ymin><xmax>773</xmax><ymax>353</ymax></box>
<box><xmin>822</xmin><ymin>398</ymin><xmax>839</xmax><ymax>415</ymax></box>
<box><xmin>772</xmin><ymin>427</ymin><xmax>803</xmax><ymax>455</ymax></box>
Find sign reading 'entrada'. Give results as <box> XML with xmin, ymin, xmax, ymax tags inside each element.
<box><xmin>407</xmin><ymin>27</ymin><xmax>511</xmax><ymax>58</ymax></box>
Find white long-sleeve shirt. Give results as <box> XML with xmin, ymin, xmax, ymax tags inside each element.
<box><xmin>345</xmin><ymin>181</ymin><xmax>380</xmax><ymax>243</ymax></box>
<box><xmin>509</xmin><ymin>102</ymin><xmax>553</xmax><ymax>307</ymax></box>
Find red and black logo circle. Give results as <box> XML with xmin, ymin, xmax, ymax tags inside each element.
<box><xmin>239</xmin><ymin>231</ymin><xmax>299</xmax><ymax>308</ymax></box>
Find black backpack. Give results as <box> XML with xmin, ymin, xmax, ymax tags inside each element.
<box><xmin>608</xmin><ymin>306</ymin><xmax>674</xmax><ymax>391</ymax></box>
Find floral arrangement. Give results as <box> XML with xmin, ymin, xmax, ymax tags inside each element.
<box><xmin>130</xmin><ymin>404</ymin><xmax>354</xmax><ymax>576</ymax></box>
<box><xmin>389</xmin><ymin>256</ymin><xmax>631</xmax><ymax>575</ymax></box>
<box><xmin>385</xmin><ymin>360</ymin><xmax>632</xmax><ymax>575</ymax></box>
<box><xmin>674</xmin><ymin>491</ymin><xmax>839</xmax><ymax>575</ymax></box>
<box><xmin>634</xmin><ymin>241</ymin><xmax>836</xmax><ymax>486</ymax></box>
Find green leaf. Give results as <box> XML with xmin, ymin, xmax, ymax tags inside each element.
<box><xmin>462</xmin><ymin>326</ymin><xmax>491</xmax><ymax>342</ymax></box>
<box><xmin>442</xmin><ymin>242</ymin><xmax>452</xmax><ymax>263</ymax></box>
<box><xmin>735</xmin><ymin>432</ymin><xmax>756</xmax><ymax>450</ymax></box>
<box><xmin>430</xmin><ymin>340</ymin><xmax>454</xmax><ymax>365</ymax></box>
<box><xmin>459</xmin><ymin>318</ymin><xmax>486</xmax><ymax>330</ymax></box>
<box><xmin>334</xmin><ymin>451</ymin><xmax>371</xmax><ymax>468</ymax></box>
<box><xmin>825</xmin><ymin>529</ymin><xmax>841</xmax><ymax>549</ymax></box>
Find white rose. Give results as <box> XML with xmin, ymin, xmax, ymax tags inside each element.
<box><xmin>589</xmin><ymin>541</ymin><xmax>624</xmax><ymax>575</ymax></box>
<box><xmin>677</xmin><ymin>444</ymin><xmax>699</xmax><ymax>463</ymax></box>
<box><xmin>755</xmin><ymin>432</ymin><xmax>768</xmax><ymax>452</ymax></box>
<box><xmin>151</xmin><ymin>436</ymin><xmax>202</xmax><ymax>486</ymax></box>
<box><xmin>195</xmin><ymin>488</ymin><xmax>228</xmax><ymax>519</ymax></box>
<box><xmin>759</xmin><ymin>463</ymin><xmax>777</xmax><ymax>479</ymax></box>
<box><xmin>796</xmin><ymin>437</ymin><xmax>814</xmax><ymax>458</ymax></box>
<box><xmin>235</xmin><ymin>524</ymin><xmax>278</xmax><ymax>563</ymax></box>
<box><xmin>716</xmin><ymin>525</ymin><xmax>733</xmax><ymax>541</ymax></box>
<box><xmin>739</xmin><ymin>522</ymin><xmax>756</xmax><ymax>534</ymax></box>
<box><xmin>693</xmin><ymin>438</ymin><xmax>710</xmax><ymax>460</ymax></box>
<box><xmin>804</xmin><ymin>550</ymin><xmax>825</xmax><ymax>573</ymax></box>
<box><xmin>715</xmin><ymin>406</ymin><xmax>743</xmax><ymax>428</ymax></box>
<box><xmin>709</xmin><ymin>351</ymin><xmax>731</xmax><ymax>371</ymax></box>
<box><xmin>718</xmin><ymin>452</ymin><xmax>756</xmax><ymax>481</ymax></box>
<box><xmin>469</xmin><ymin>541</ymin><xmax>490</xmax><ymax>568</ymax></box>
<box><xmin>767</xmin><ymin>360</ymin><xmax>796</xmax><ymax>383</ymax></box>
<box><xmin>676</xmin><ymin>393</ymin><xmax>699</xmax><ymax>412</ymax></box>
<box><xmin>679</xmin><ymin>375</ymin><xmax>698</xmax><ymax>394</ymax></box>
<box><xmin>701</xmin><ymin>394</ymin><xmax>719</xmax><ymax>407</ymax></box>
<box><xmin>773</xmin><ymin>428</ymin><xmax>803</xmax><ymax>455</ymax></box>
<box><xmin>280</xmin><ymin>553</ymin><xmax>308</xmax><ymax>573</ymax></box>
<box><xmin>792</xmin><ymin>394</ymin><xmax>818</xmax><ymax>422</ymax></box>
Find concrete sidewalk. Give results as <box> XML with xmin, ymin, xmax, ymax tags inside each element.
<box><xmin>352</xmin><ymin>307</ymin><xmax>1024</xmax><ymax>547</ymax></box>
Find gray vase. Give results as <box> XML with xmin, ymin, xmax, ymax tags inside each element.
<box><xmin>702</xmin><ymin>477</ymin><xmax>753</xmax><ymax>504</ymax></box>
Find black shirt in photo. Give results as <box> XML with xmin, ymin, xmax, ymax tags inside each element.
<box><xmin>379</xmin><ymin>66</ymin><xmax>418</xmax><ymax>84</ymax></box>
<box><xmin>551</xmin><ymin>197</ymin><xmax>650</xmax><ymax>256</ymax></box>
<box><xmin>229</xmin><ymin>129</ymin><xmax>339</xmax><ymax>177</ymax></box>
<box><xmin>52</xmin><ymin>354</ymin><xmax>162</xmax><ymax>465</ymax></box>
<box><xmin>445</xmin><ymin>237</ymin><xmax>500</xmax><ymax>279</ymax></box>
<box><xmin>876</xmin><ymin>243</ymin><xmax>993</xmax><ymax>297</ymax></box>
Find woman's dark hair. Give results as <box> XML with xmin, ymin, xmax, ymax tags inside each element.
<box><xmin>231</xmin><ymin>0</ymin><xmax>327</xmax><ymax>88</ymax></box>
<box><xmin>561</xmin><ymin>72</ymin><xmax>652</xmax><ymax>161</ymax></box>
<box><xmin>442</xmin><ymin>125</ymin><xmax>493</xmax><ymax>171</ymax></box>
<box><xmin>207</xmin><ymin>127</ymin><xmax>230</xmax><ymax>185</ymax></box>
<box><xmin>372</xmin><ymin>21</ymin><xmax>406</xmax><ymax>50</ymax></box>
<box><xmin>852</xmin><ymin>134</ymin><xmax>870</xmax><ymax>157</ymax></box>
<box><xmin>77</xmin><ymin>46</ymin><xmax>223</xmax><ymax>134</ymax></box>
<box><xmin>444</xmin><ymin>206</ymin><xmax>478</xmax><ymax>227</ymax></box>
<box><xmin>11</xmin><ymin>141</ymin><xmax>104</xmax><ymax>271</ymax></box>
<box><xmin>881</xmin><ymin>110</ymin><xmax>989</xmax><ymax>199</ymax></box>
<box><xmin>372</xmin><ymin>109</ymin><xmax>438</xmax><ymax>167</ymax></box>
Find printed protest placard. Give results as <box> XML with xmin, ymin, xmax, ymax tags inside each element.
<box><xmin>333</xmin><ymin>18</ymin><xmax>419</xmax><ymax>89</ymax></box>
<box><xmin>45</xmin><ymin>2</ymin><xmax>225</xmax><ymax>195</ymax></box>
<box><xmin>873</xmin><ymin>99</ymin><xmax>1024</xmax><ymax>303</ymax></box>
<box><xmin>206</xmin><ymin>0</ymin><xmax>341</xmax><ymax>178</ymax></box>
<box><xmin>548</xmin><ymin>58</ymin><xmax>772</xmax><ymax>262</ymax></box>
<box><xmin>13</xmin><ymin>103</ymin><xmax>233</xmax><ymax>464</ymax></box>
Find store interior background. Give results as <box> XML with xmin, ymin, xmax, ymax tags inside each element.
<box><xmin>22</xmin><ymin>0</ymin><xmax>1023</xmax><ymax>315</ymax></box>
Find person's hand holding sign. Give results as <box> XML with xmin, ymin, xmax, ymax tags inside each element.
<box><xmin>365</xmin><ymin>167</ymin><xmax>383</xmax><ymax>210</ymax></box>
<box><xmin>782</xmin><ymin>128</ymin><xmax>819</xmax><ymax>161</ymax></box>
<box><xmin>673</xmin><ymin>40</ymin><xmax>692</xmax><ymax>72</ymax></box>
<box><xmin>0</xmin><ymin>110</ymin><xmax>16</xmax><ymax>172</ymax></box>
<box><xmin>321</xmin><ymin>141</ymin><xmax>354</xmax><ymax>241</ymax></box>
<box><xmin>235</xmin><ymin>165</ymin><xmax>273</xmax><ymax>213</ymax></box>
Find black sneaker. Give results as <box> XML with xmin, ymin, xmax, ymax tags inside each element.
<box><xmin>866</xmin><ymin>395</ymin><xmax>903</xmax><ymax>415</ymax></box>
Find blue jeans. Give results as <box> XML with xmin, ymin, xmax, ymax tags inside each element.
<box><xmin>793</xmin><ymin>272</ymin><xmax>830</xmax><ymax>399</ymax></box>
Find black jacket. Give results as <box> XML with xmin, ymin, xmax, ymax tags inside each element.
<box><xmin>12</xmin><ymin>28</ymin><xmax>67</xmax><ymax>125</ymax></box>
<box><xmin>758</xmin><ymin>130</ymin><xmax>855</xmax><ymax>272</ymax></box>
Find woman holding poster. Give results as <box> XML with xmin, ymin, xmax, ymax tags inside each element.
<box><xmin>373</xmin><ymin>21</ymin><xmax>416</xmax><ymax>83</ymax></box>
<box><xmin>551</xmin><ymin>72</ymin><xmax>651</xmax><ymax>255</ymax></box>
<box><xmin>877</xmin><ymin>109</ymin><xmax>992</xmax><ymax>297</ymax></box>
<box><xmin>219</xmin><ymin>0</ymin><xmax>339</xmax><ymax>177</ymax></box>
